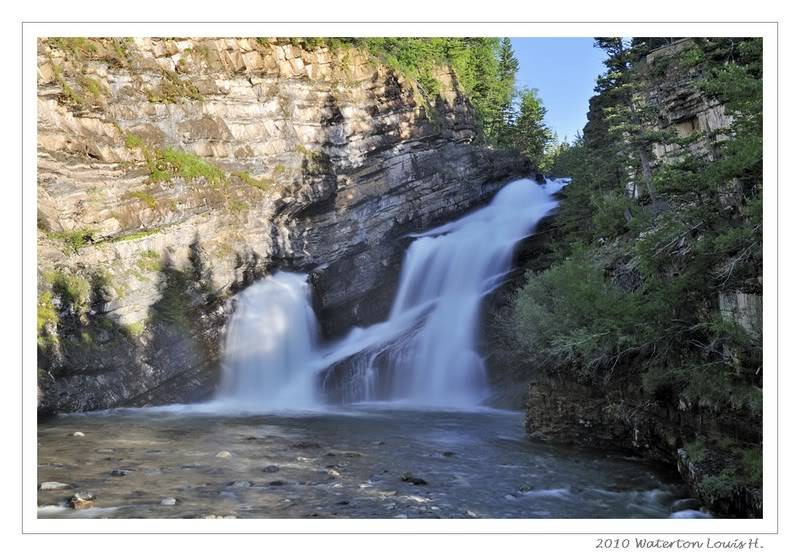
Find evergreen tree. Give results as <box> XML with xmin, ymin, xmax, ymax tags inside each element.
<box><xmin>593</xmin><ymin>37</ymin><xmax>664</xmax><ymax>201</ymax></box>
<box><xmin>494</xmin><ymin>37</ymin><xmax>520</xmax><ymax>142</ymax></box>
<box><xmin>511</xmin><ymin>88</ymin><xmax>553</xmax><ymax>166</ymax></box>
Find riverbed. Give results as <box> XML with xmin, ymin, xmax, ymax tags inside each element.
<box><xmin>37</xmin><ymin>406</ymin><xmax>707</xmax><ymax>519</ymax></box>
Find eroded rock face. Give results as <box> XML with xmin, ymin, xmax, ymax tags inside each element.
<box><xmin>36</xmin><ymin>38</ymin><xmax>530</xmax><ymax>415</ymax></box>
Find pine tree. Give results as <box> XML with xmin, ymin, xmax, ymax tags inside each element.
<box><xmin>496</xmin><ymin>37</ymin><xmax>520</xmax><ymax>137</ymax></box>
<box><xmin>511</xmin><ymin>88</ymin><xmax>553</xmax><ymax>166</ymax></box>
<box><xmin>593</xmin><ymin>37</ymin><xmax>663</xmax><ymax>201</ymax></box>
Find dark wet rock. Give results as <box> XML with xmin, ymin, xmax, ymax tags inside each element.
<box><xmin>291</xmin><ymin>441</ymin><xmax>322</xmax><ymax>449</ymax></box>
<box><xmin>442</xmin><ymin>451</ymin><xmax>456</xmax><ymax>457</ymax></box>
<box><xmin>111</xmin><ymin>468</ymin><xmax>132</xmax><ymax>477</ymax></box>
<box><xmin>400</xmin><ymin>472</ymin><xmax>427</xmax><ymax>486</ymax></box>
<box><xmin>39</xmin><ymin>481</ymin><xmax>70</xmax><ymax>491</ymax></box>
<box><xmin>336</xmin><ymin>500</ymin><xmax>350</xmax><ymax>505</ymax></box>
<box><xmin>671</xmin><ymin>498</ymin><xmax>702</xmax><ymax>513</ymax></box>
<box><xmin>268</xmin><ymin>480</ymin><xmax>287</xmax><ymax>487</ymax></box>
<box><xmin>262</xmin><ymin>465</ymin><xmax>280</xmax><ymax>473</ymax></box>
<box><xmin>325</xmin><ymin>450</ymin><xmax>362</xmax><ymax>458</ymax></box>
<box><xmin>373</xmin><ymin>440</ymin><xmax>385</xmax><ymax>446</ymax></box>
<box><xmin>69</xmin><ymin>492</ymin><xmax>96</xmax><ymax>510</ymax></box>
<box><xmin>518</xmin><ymin>484</ymin><xmax>532</xmax><ymax>493</ymax></box>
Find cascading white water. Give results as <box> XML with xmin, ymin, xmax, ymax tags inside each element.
<box><xmin>216</xmin><ymin>272</ymin><xmax>321</xmax><ymax>410</ymax></box>
<box><xmin>218</xmin><ymin>178</ymin><xmax>567</xmax><ymax>409</ymax></box>
<box><xmin>331</xmin><ymin>177</ymin><xmax>567</xmax><ymax>406</ymax></box>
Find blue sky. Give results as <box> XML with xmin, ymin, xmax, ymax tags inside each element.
<box><xmin>511</xmin><ymin>38</ymin><xmax>608</xmax><ymax>143</ymax></box>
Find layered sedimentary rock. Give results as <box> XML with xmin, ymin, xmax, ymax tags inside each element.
<box><xmin>36</xmin><ymin>38</ymin><xmax>529</xmax><ymax>414</ymax></box>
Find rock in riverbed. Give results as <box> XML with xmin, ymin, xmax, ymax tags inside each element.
<box><xmin>215</xmin><ymin>451</ymin><xmax>232</xmax><ymax>458</ymax></box>
<box><xmin>71</xmin><ymin>431</ymin><xmax>85</xmax><ymax>437</ymax></box>
<box><xmin>160</xmin><ymin>497</ymin><xmax>177</xmax><ymax>506</ymax></box>
<box><xmin>291</xmin><ymin>441</ymin><xmax>322</xmax><ymax>449</ymax></box>
<box><xmin>262</xmin><ymin>465</ymin><xmax>280</xmax><ymax>473</ymax></box>
<box><xmin>39</xmin><ymin>481</ymin><xmax>70</xmax><ymax>491</ymax></box>
<box><xmin>401</xmin><ymin>472</ymin><xmax>427</xmax><ymax>486</ymax></box>
<box><xmin>69</xmin><ymin>492</ymin><xmax>96</xmax><ymax>510</ymax></box>
<box><xmin>111</xmin><ymin>468</ymin><xmax>132</xmax><ymax>476</ymax></box>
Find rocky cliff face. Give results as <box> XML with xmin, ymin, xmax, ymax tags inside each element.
<box><xmin>36</xmin><ymin>37</ymin><xmax>529</xmax><ymax>415</ymax></box>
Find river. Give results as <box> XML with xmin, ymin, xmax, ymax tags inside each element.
<box><xmin>37</xmin><ymin>406</ymin><xmax>704</xmax><ymax>518</ymax></box>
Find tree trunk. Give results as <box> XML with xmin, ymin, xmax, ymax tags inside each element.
<box><xmin>639</xmin><ymin>147</ymin><xmax>657</xmax><ymax>200</ymax></box>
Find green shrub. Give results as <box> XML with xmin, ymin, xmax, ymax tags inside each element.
<box><xmin>589</xmin><ymin>191</ymin><xmax>637</xmax><ymax>238</ymax></box>
<box><xmin>685</xmin><ymin>437</ymin><xmax>707</xmax><ymax>463</ymax></box>
<box><xmin>738</xmin><ymin>447</ymin><xmax>762</xmax><ymax>484</ymax></box>
<box><xmin>148</xmin><ymin>148</ymin><xmax>226</xmax><ymax>186</ymax></box>
<box><xmin>48</xmin><ymin>271</ymin><xmax>91</xmax><ymax>315</ymax></box>
<box><xmin>147</xmin><ymin>70</ymin><xmax>203</xmax><ymax>103</ymax></box>
<box><xmin>127</xmin><ymin>191</ymin><xmax>158</xmax><ymax>209</ymax></box>
<box><xmin>126</xmin><ymin>321</ymin><xmax>146</xmax><ymax>336</ymax></box>
<box><xmin>124</xmin><ymin>132</ymin><xmax>145</xmax><ymax>150</ymax></box>
<box><xmin>46</xmin><ymin>228</ymin><xmax>94</xmax><ymax>254</ymax></box>
<box><xmin>233</xmin><ymin>171</ymin><xmax>274</xmax><ymax>192</ymax></box>
<box><xmin>698</xmin><ymin>469</ymin><xmax>737</xmax><ymax>501</ymax></box>
<box><xmin>136</xmin><ymin>250</ymin><xmax>162</xmax><ymax>272</ymax></box>
<box><xmin>37</xmin><ymin>290</ymin><xmax>58</xmax><ymax>334</ymax></box>
<box><xmin>512</xmin><ymin>249</ymin><xmax>663</xmax><ymax>378</ymax></box>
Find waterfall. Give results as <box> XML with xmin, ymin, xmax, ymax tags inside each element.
<box><xmin>216</xmin><ymin>272</ymin><xmax>321</xmax><ymax>410</ymax></box>
<box><xmin>217</xmin><ymin>178</ymin><xmax>567</xmax><ymax>410</ymax></box>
